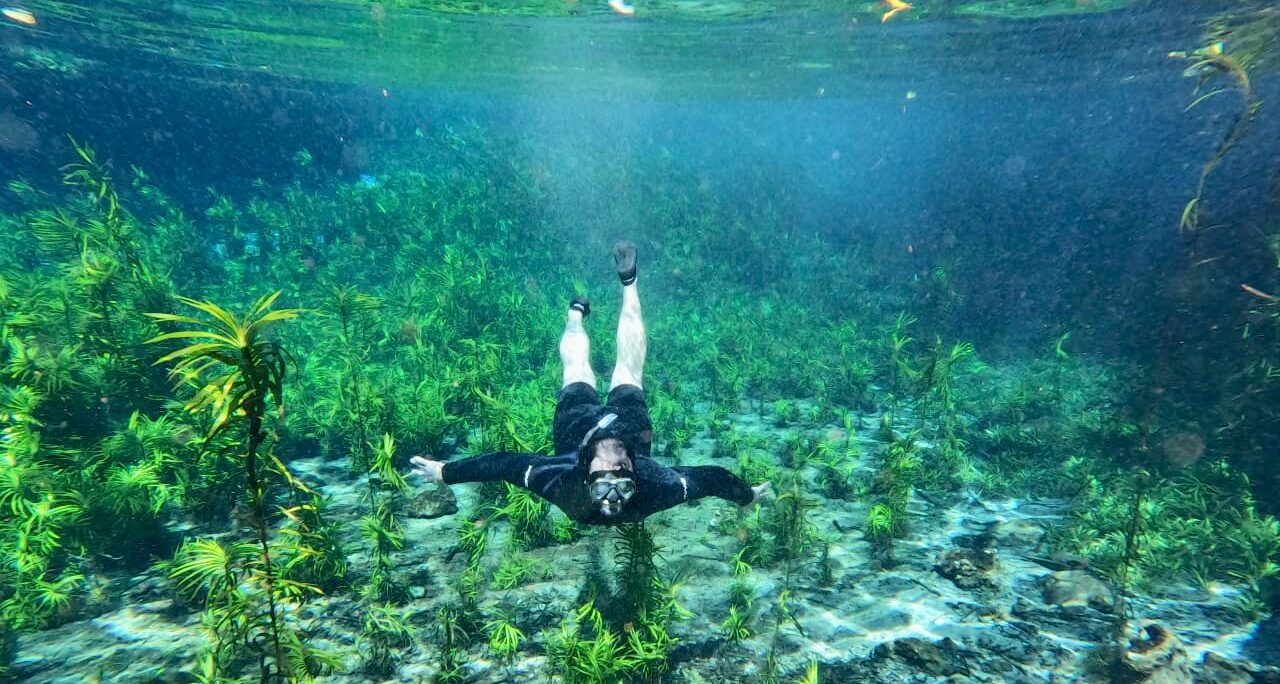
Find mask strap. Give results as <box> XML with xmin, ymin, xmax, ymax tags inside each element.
<box><xmin>579</xmin><ymin>412</ymin><xmax>619</xmax><ymax>450</ymax></box>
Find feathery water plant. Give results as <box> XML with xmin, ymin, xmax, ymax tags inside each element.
<box><xmin>358</xmin><ymin>603</ymin><xmax>415</xmax><ymax>676</ymax></box>
<box><xmin>494</xmin><ymin>481</ymin><xmax>552</xmax><ymax>549</ymax></box>
<box><xmin>360</xmin><ymin>500</ymin><xmax>408</xmax><ymax>604</ymax></box>
<box><xmin>485</xmin><ymin>610</ymin><xmax>525</xmax><ymax>662</ymax></box>
<box><xmin>547</xmin><ymin>599</ymin><xmax>678</xmax><ymax>684</ymax></box>
<box><xmin>722</xmin><ymin>548</ymin><xmax>756</xmax><ymax>643</ymax></box>
<box><xmin>760</xmin><ymin>475</ymin><xmax>819</xmax><ymax>682</ymax></box>
<box><xmin>492</xmin><ymin>549</ymin><xmax>542</xmax><ymax>590</ymax></box>
<box><xmin>614</xmin><ymin>522</ymin><xmax>660</xmax><ymax>624</ymax></box>
<box><xmin>147</xmin><ymin>292</ymin><xmax>314</xmax><ymax>681</ymax></box>
<box><xmin>278</xmin><ymin>495</ymin><xmax>348</xmax><ymax>592</ymax></box>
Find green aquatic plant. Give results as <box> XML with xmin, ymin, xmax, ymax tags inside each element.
<box><xmin>146</xmin><ymin>292</ymin><xmax>310</xmax><ymax>681</ymax></box>
<box><xmin>759</xmin><ymin>475</ymin><xmax>818</xmax><ymax>681</ymax></box>
<box><xmin>59</xmin><ymin>138</ymin><xmax>149</xmax><ymax>286</ymax></box>
<box><xmin>358</xmin><ymin>603</ymin><xmax>415</xmax><ymax>677</ymax></box>
<box><xmin>915</xmin><ymin>337</ymin><xmax>977</xmax><ymax>489</ymax></box>
<box><xmin>814</xmin><ymin>429</ymin><xmax>858</xmax><ymax>500</ymax></box>
<box><xmin>431</xmin><ymin>604</ymin><xmax>469</xmax><ymax>684</ymax></box>
<box><xmin>722</xmin><ymin>603</ymin><xmax>752</xmax><ymax>643</ymax></box>
<box><xmin>452</xmin><ymin>515</ymin><xmax>491</xmax><ymax>632</ymax></box>
<box><xmin>614</xmin><ymin>522</ymin><xmax>661</xmax><ymax>624</ymax></box>
<box><xmin>485</xmin><ymin>610</ymin><xmax>524</xmax><ymax>663</ymax></box>
<box><xmin>458</xmin><ymin>516</ymin><xmax>490</xmax><ymax>572</ymax></box>
<box><xmin>546</xmin><ymin>523</ymin><xmax>690</xmax><ymax>681</ymax></box>
<box><xmin>278</xmin><ymin>495</ymin><xmax>348</xmax><ymax>592</ymax></box>
<box><xmin>547</xmin><ymin>603</ymin><xmax>633</xmax><ymax>684</ymax></box>
<box><xmin>1051</xmin><ymin>456</ymin><xmax>1280</xmax><ymax>618</ymax></box>
<box><xmin>0</xmin><ymin>381</ymin><xmax>90</xmax><ymax>632</ymax></box>
<box><xmin>494</xmin><ymin>481</ymin><xmax>552</xmax><ymax>549</ymax></box>
<box><xmin>360</xmin><ymin>435</ymin><xmax>410</xmax><ymax>604</ymax></box>
<box><xmin>863</xmin><ymin>432</ymin><xmax>921</xmax><ymax>564</ymax></box>
<box><xmin>546</xmin><ymin>597</ymin><xmax>679</xmax><ymax>684</ymax></box>
<box><xmin>166</xmin><ymin>537</ymin><xmax>333</xmax><ymax>682</ymax></box>
<box><xmin>772</xmin><ymin>399</ymin><xmax>799</xmax><ymax>426</ymax></box>
<box><xmin>1175</xmin><ymin>43</ymin><xmax>1261</xmax><ymax>235</ymax></box>
<box><xmin>492</xmin><ymin>548</ymin><xmax>542</xmax><ymax>590</ymax></box>
<box><xmin>360</xmin><ymin>501</ymin><xmax>409</xmax><ymax>604</ymax></box>
<box><xmin>721</xmin><ymin>548</ymin><xmax>756</xmax><ymax>643</ymax></box>
<box><xmin>316</xmin><ymin>285</ymin><xmax>384</xmax><ymax>470</ymax></box>
<box><xmin>884</xmin><ymin>312</ymin><xmax>919</xmax><ymax>429</ymax></box>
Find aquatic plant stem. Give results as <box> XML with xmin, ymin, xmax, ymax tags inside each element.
<box><xmin>1180</xmin><ymin>53</ymin><xmax>1261</xmax><ymax>235</ymax></box>
<box><xmin>245</xmin><ymin>400</ymin><xmax>290</xmax><ymax>681</ymax></box>
<box><xmin>1111</xmin><ymin>470</ymin><xmax>1149</xmax><ymax>651</ymax></box>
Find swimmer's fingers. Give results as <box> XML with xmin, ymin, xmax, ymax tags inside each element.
<box><xmin>409</xmin><ymin>456</ymin><xmax>445</xmax><ymax>484</ymax></box>
<box><xmin>747</xmin><ymin>481</ymin><xmax>773</xmax><ymax>506</ymax></box>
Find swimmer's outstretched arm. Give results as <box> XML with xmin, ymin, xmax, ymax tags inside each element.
<box><xmin>410</xmin><ymin>453</ymin><xmax>543</xmax><ymax>488</ymax></box>
<box><xmin>625</xmin><ymin>464</ymin><xmax>771</xmax><ymax>520</ymax></box>
<box><xmin>673</xmin><ymin>465</ymin><xmax>770</xmax><ymax>507</ymax></box>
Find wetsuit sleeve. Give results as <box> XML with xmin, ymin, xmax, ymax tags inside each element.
<box><xmin>441</xmin><ymin>452</ymin><xmax>542</xmax><ymax>488</ymax></box>
<box><xmin>672</xmin><ymin>465</ymin><xmax>755</xmax><ymax>506</ymax></box>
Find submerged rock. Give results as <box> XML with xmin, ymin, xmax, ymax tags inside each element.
<box><xmin>1197</xmin><ymin>651</ymin><xmax>1265</xmax><ymax>684</ymax></box>
<box><xmin>1030</xmin><ymin>551</ymin><xmax>1091</xmax><ymax>572</ymax></box>
<box><xmin>1115</xmin><ymin>623</ymin><xmax>1192</xmax><ymax>684</ymax></box>
<box><xmin>989</xmin><ymin>519</ymin><xmax>1046</xmax><ymax>548</ymax></box>
<box><xmin>1039</xmin><ymin>569</ymin><xmax>1114</xmax><ymax>612</ymax></box>
<box><xmin>405</xmin><ymin>484</ymin><xmax>458</xmax><ymax>519</ymax></box>
<box><xmin>872</xmin><ymin>637</ymin><xmax>970</xmax><ymax>677</ymax></box>
<box><xmin>15</xmin><ymin>605</ymin><xmax>204</xmax><ymax>683</ymax></box>
<box><xmin>936</xmin><ymin>547</ymin><xmax>997</xmax><ymax>590</ymax></box>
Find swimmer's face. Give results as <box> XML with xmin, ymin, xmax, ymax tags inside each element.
<box><xmin>586</xmin><ymin>439</ymin><xmax>633</xmax><ymax>516</ymax></box>
<box><xmin>589</xmin><ymin>471</ymin><xmax>635</xmax><ymax>517</ymax></box>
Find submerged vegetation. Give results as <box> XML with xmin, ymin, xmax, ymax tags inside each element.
<box><xmin>1</xmin><ymin>112</ymin><xmax>1278</xmax><ymax>681</ymax></box>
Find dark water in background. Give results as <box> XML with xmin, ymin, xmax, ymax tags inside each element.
<box><xmin>3</xmin><ymin>1</ymin><xmax>1278</xmax><ymax>395</ymax></box>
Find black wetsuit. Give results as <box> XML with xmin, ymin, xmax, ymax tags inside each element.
<box><xmin>441</xmin><ymin>382</ymin><xmax>754</xmax><ymax>526</ymax></box>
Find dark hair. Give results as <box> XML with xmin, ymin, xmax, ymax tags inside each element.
<box><xmin>586</xmin><ymin>438</ymin><xmax>634</xmax><ymax>473</ymax></box>
<box><xmin>577</xmin><ymin>413</ymin><xmax>635</xmax><ymax>472</ymax></box>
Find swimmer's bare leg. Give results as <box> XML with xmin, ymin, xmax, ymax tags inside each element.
<box><xmin>610</xmin><ymin>241</ymin><xmax>646</xmax><ymax>391</ymax></box>
<box><xmin>561</xmin><ymin>296</ymin><xmax>596</xmax><ymax>389</ymax></box>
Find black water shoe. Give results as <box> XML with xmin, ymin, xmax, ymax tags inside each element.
<box><xmin>613</xmin><ymin>240</ymin><xmax>637</xmax><ymax>286</ymax></box>
<box><xmin>570</xmin><ymin>296</ymin><xmax>591</xmax><ymax>317</ymax></box>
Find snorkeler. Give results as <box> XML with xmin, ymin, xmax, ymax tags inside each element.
<box><xmin>410</xmin><ymin>241</ymin><xmax>771</xmax><ymax>525</ymax></box>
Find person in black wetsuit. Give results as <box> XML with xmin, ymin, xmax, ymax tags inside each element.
<box><xmin>410</xmin><ymin>240</ymin><xmax>771</xmax><ymax>525</ymax></box>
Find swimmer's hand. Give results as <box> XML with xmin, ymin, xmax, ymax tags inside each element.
<box><xmin>410</xmin><ymin>455</ymin><xmax>446</xmax><ymax>484</ymax></box>
<box><xmin>746</xmin><ymin>481</ymin><xmax>773</xmax><ymax>507</ymax></box>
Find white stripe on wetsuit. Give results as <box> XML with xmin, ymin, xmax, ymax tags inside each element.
<box><xmin>524</xmin><ymin>465</ymin><xmax>533</xmax><ymax>488</ymax></box>
<box><xmin>679</xmin><ymin>476</ymin><xmax>688</xmax><ymax>501</ymax></box>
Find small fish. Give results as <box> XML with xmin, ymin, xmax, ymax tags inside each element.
<box><xmin>2</xmin><ymin>7</ymin><xmax>36</xmax><ymax>25</ymax></box>
<box><xmin>358</xmin><ymin>174</ymin><xmax>378</xmax><ymax>188</ymax></box>
<box><xmin>881</xmin><ymin>0</ymin><xmax>911</xmax><ymax>23</ymax></box>
<box><xmin>608</xmin><ymin>0</ymin><xmax>635</xmax><ymax>15</ymax></box>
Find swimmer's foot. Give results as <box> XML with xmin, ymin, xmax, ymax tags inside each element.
<box><xmin>570</xmin><ymin>295</ymin><xmax>591</xmax><ymax>317</ymax></box>
<box><xmin>613</xmin><ymin>240</ymin><xmax>637</xmax><ymax>286</ymax></box>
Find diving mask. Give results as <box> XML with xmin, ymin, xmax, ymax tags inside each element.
<box><xmin>590</xmin><ymin>473</ymin><xmax>635</xmax><ymax>517</ymax></box>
